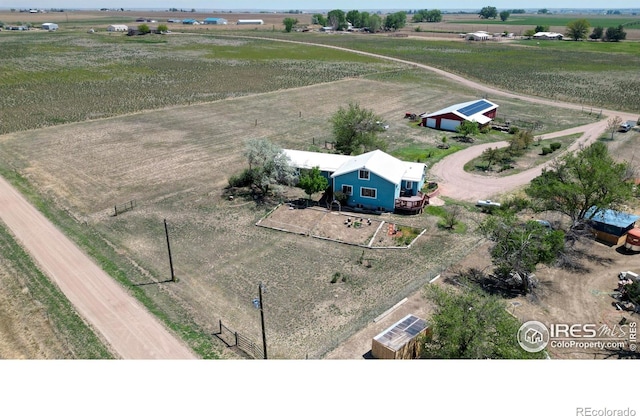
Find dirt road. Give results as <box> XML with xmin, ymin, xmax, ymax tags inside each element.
<box><xmin>0</xmin><ymin>176</ymin><xmax>196</xmax><ymax>359</ymax></box>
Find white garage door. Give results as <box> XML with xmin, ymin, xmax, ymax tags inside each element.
<box><xmin>426</xmin><ymin>118</ymin><xmax>436</xmax><ymax>128</ymax></box>
<box><xmin>441</xmin><ymin>118</ymin><xmax>461</xmax><ymax>132</ymax></box>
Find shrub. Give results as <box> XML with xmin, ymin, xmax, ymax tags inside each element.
<box><xmin>550</xmin><ymin>142</ymin><xmax>562</xmax><ymax>151</ymax></box>
<box><xmin>331</xmin><ymin>272</ymin><xmax>340</xmax><ymax>283</ymax></box>
<box><xmin>541</xmin><ymin>147</ymin><xmax>552</xmax><ymax>155</ymax></box>
<box><xmin>228</xmin><ymin>168</ymin><xmax>254</xmax><ymax>188</ymax></box>
<box><xmin>508</xmin><ymin>126</ymin><xmax>520</xmax><ymax>134</ymax></box>
<box><xmin>333</xmin><ymin>190</ymin><xmax>348</xmax><ymax>205</ymax></box>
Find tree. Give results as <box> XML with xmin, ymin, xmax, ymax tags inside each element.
<box><xmin>413</xmin><ymin>9</ymin><xmax>442</xmax><ymax>23</ymax></box>
<box><xmin>481</xmin><ymin>147</ymin><xmax>501</xmax><ymax>170</ymax></box>
<box><xmin>298</xmin><ymin>166</ymin><xmax>328</xmax><ymax>199</ymax></box>
<box><xmin>565</xmin><ymin>19</ymin><xmax>591</xmax><ymax>41</ymax></box>
<box><xmin>604</xmin><ymin>25</ymin><xmax>626</xmax><ymax>42</ymax></box>
<box><xmin>523</xmin><ymin>28</ymin><xmax>536</xmax><ymax>38</ymax></box>
<box><xmin>383</xmin><ymin>11</ymin><xmax>406</xmax><ymax>30</ymax></box>
<box><xmin>479</xmin><ymin>6</ymin><xmax>498</xmax><ymax>19</ymax></box>
<box><xmin>327</xmin><ymin>9</ymin><xmax>346</xmax><ymax>30</ymax></box>
<box><xmin>157</xmin><ymin>23</ymin><xmax>168</xmax><ymax>33</ymax></box>
<box><xmin>312</xmin><ymin>13</ymin><xmax>327</xmax><ymax>26</ymax></box>
<box><xmin>283</xmin><ymin>17</ymin><xmax>298</xmax><ymax>32</ymax></box>
<box><xmin>456</xmin><ymin>120</ymin><xmax>480</xmax><ymax>139</ymax></box>
<box><xmin>534</xmin><ymin>25</ymin><xmax>549</xmax><ymax>33</ymax></box>
<box><xmin>346</xmin><ymin>10</ymin><xmax>362</xmax><ymax>27</ymax></box>
<box><xmin>331</xmin><ymin>103</ymin><xmax>387</xmax><ymax>155</ymax></box>
<box><xmin>367</xmin><ymin>14</ymin><xmax>382</xmax><ymax>33</ymax></box>
<box><xmin>421</xmin><ymin>284</ymin><xmax>546</xmax><ymax>359</ymax></box>
<box><xmin>607</xmin><ymin>116</ymin><xmax>623</xmax><ymax>140</ymax></box>
<box><xmin>499</xmin><ymin>11</ymin><xmax>510</xmax><ymax>22</ymax></box>
<box><xmin>480</xmin><ymin>214</ymin><xmax>565</xmax><ymax>293</ymax></box>
<box><xmin>590</xmin><ymin>26</ymin><xmax>604</xmax><ymax>40</ymax></box>
<box><xmin>242</xmin><ymin>138</ymin><xmax>296</xmax><ymax>196</ymax></box>
<box><xmin>537</xmin><ymin>8</ymin><xmax>549</xmax><ymax>14</ymax></box>
<box><xmin>525</xmin><ymin>142</ymin><xmax>634</xmax><ymax>228</ymax></box>
<box><xmin>137</xmin><ymin>23</ymin><xmax>150</xmax><ymax>34</ymax></box>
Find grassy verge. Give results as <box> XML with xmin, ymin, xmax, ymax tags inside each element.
<box><xmin>0</xmin><ymin>221</ymin><xmax>113</xmax><ymax>358</ymax></box>
<box><xmin>0</xmin><ymin>166</ymin><xmax>221</xmax><ymax>359</ymax></box>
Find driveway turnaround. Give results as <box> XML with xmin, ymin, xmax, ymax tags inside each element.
<box><xmin>0</xmin><ymin>176</ymin><xmax>196</xmax><ymax>359</ymax></box>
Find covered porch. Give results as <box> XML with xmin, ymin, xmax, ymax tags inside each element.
<box><xmin>395</xmin><ymin>192</ymin><xmax>428</xmax><ymax>214</ymax></box>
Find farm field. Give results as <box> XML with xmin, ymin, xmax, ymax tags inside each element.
<box><xmin>0</xmin><ymin>15</ymin><xmax>638</xmax><ymax>359</ymax></box>
<box><xmin>254</xmin><ymin>32</ymin><xmax>640</xmax><ymax>113</ymax></box>
<box><xmin>0</xmin><ymin>66</ymin><xmax>600</xmax><ymax>358</ymax></box>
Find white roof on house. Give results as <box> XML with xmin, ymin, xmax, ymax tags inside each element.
<box><xmin>467</xmin><ymin>31</ymin><xmax>491</xmax><ymax>39</ymax></box>
<box><xmin>282</xmin><ymin>149</ymin><xmax>352</xmax><ymax>173</ymax></box>
<box><xmin>283</xmin><ymin>149</ymin><xmax>426</xmax><ymax>185</ymax></box>
<box><xmin>423</xmin><ymin>99</ymin><xmax>498</xmax><ymax>124</ymax></box>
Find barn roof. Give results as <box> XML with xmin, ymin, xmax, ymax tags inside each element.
<box><xmin>424</xmin><ymin>99</ymin><xmax>498</xmax><ymax>124</ymax></box>
<box><xmin>587</xmin><ymin>207</ymin><xmax>640</xmax><ymax>228</ymax></box>
<box><xmin>373</xmin><ymin>314</ymin><xmax>429</xmax><ymax>352</ymax></box>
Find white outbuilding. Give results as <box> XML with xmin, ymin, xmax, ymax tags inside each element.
<box><xmin>236</xmin><ymin>19</ymin><xmax>264</xmax><ymax>25</ymax></box>
<box><xmin>42</xmin><ymin>23</ymin><xmax>58</xmax><ymax>31</ymax></box>
<box><xmin>107</xmin><ymin>24</ymin><xmax>129</xmax><ymax>32</ymax></box>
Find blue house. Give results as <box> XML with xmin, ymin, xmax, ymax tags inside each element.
<box><xmin>283</xmin><ymin>149</ymin><xmax>428</xmax><ymax>213</ymax></box>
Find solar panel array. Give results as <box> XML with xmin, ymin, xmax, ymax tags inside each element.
<box><xmin>458</xmin><ymin>100</ymin><xmax>494</xmax><ymax>117</ymax></box>
<box><xmin>375</xmin><ymin>314</ymin><xmax>428</xmax><ymax>350</ymax></box>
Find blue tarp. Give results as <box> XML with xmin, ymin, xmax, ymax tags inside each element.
<box><xmin>587</xmin><ymin>207</ymin><xmax>640</xmax><ymax>228</ymax></box>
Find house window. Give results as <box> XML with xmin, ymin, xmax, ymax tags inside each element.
<box><xmin>405</xmin><ymin>181</ymin><xmax>414</xmax><ymax>190</ymax></box>
<box><xmin>359</xmin><ymin>170</ymin><xmax>370</xmax><ymax>180</ymax></box>
<box><xmin>361</xmin><ymin>187</ymin><xmax>377</xmax><ymax>199</ymax></box>
<box><xmin>342</xmin><ymin>185</ymin><xmax>353</xmax><ymax>196</ymax></box>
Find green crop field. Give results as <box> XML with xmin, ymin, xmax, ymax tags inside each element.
<box><xmin>255</xmin><ymin>32</ymin><xmax>640</xmax><ymax>113</ymax></box>
<box><xmin>449</xmin><ymin>15</ymin><xmax>640</xmax><ymax>28</ymax></box>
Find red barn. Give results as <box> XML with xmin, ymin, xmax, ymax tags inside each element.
<box><xmin>422</xmin><ymin>99</ymin><xmax>498</xmax><ymax>132</ymax></box>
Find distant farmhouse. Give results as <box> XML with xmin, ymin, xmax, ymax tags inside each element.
<box><xmin>465</xmin><ymin>31</ymin><xmax>492</xmax><ymax>41</ymax></box>
<box><xmin>421</xmin><ymin>99</ymin><xmax>499</xmax><ymax>132</ymax></box>
<box><xmin>107</xmin><ymin>24</ymin><xmax>128</xmax><ymax>32</ymax></box>
<box><xmin>283</xmin><ymin>149</ymin><xmax>428</xmax><ymax>213</ymax></box>
<box><xmin>182</xmin><ymin>19</ymin><xmax>199</xmax><ymax>25</ymax></box>
<box><xmin>533</xmin><ymin>32</ymin><xmax>564</xmax><ymax>40</ymax></box>
<box><xmin>204</xmin><ymin>17</ymin><xmax>227</xmax><ymax>25</ymax></box>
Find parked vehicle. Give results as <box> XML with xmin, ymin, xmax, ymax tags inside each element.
<box><xmin>476</xmin><ymin>199</ymin><xmax>501</xmax><ymax>208</ymax></box>
<box><xmin>619</xmin><ymin>121</ymin><xmax>635</xmax><ymax>132</ymax></box>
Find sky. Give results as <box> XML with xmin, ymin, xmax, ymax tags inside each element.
<box><xmin>2</xmin><ymin>1</ymin><xmax>637</xmax><ymax>11</ymax></box>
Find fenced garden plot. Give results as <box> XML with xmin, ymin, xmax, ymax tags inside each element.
<box><xmin>257</xmin><ymin>204</ymin><xmax>426</xmax><ymax>248</ymax></box>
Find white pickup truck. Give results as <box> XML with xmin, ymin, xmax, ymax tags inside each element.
<box><xmin>476</xmin><ymin>199</ymin><xmax>501</xmax><ymax>208</ymax></box>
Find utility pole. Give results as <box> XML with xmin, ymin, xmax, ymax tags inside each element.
<box><xmin>258</xmin><ymin>282</ymin><xmax>267</xmax><ymax>359</ymax></box>
<box><xmin>164</xmin><ymin>219</ymin><xmax>175</xmax><ymax>282</ymax></box>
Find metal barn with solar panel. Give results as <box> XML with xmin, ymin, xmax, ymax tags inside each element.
<box><xmin>371</xmin><ymin>314</ymin><xmax>430</xmax><ymax>359</ymax></box>
<box><xmin>421</xmin><ymin>99</ymin><xmax>498</xmax><ymax>132</ymax></box>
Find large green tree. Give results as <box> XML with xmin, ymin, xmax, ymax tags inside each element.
<box><xmin>282</xmin><ymin>17</ymin><xmax>298</xmax><ymax>32</ymax></box>
<box><xmin>604</xmin><ymin>25</ymin><xmax>626</xmax><ymax>42</ymax></box>
<box><xmin>412</xmin><ymin>9</ymin><xmax>442</xmax><ymax>23</ymax></box>
<box><xmin>525</xmin><ymin>142</ymin><xmax>634</xmax><ymax>228</ymax></box>
<box><xmin>499</xmin><ymin>11</ymin><xmax>510</xmax><ymax>22</ymax></box>
<box><xmin>383</xmin><ymin>11</ymin><xmax>407</xmax><ymax>30</ymax></box>
<box><xmin>479</xmin><ymin>6</ymin><xmax>498</xmax><ymax>19</ymax></box>
<box><xmin>243</xmin><ymin>138</ymin><xmax>296</xmax><ymax>195</ymax></box>
<box><xmin>298</xmin><ymin>166</ymin><xmax>328</xmax><ymax>199</ymax></box>
<box><xmin>331</xmin><ymin>103</ymin><xmax>387</xmax><ymax>155</ymax></box>
<box><xmin>367</xmin><ymin>14</ymin><xmax>382</xmax><ymax>33</ymax></box>
<box><xmin>327</xmin><ymin>9</ymin><xmax>346</xmax><ymax>30</ymax></box>
<box><xmin>565</xmin><ymin>19</ymin><xmax>591</xmax><ymax>41</ymax></box>
<box><xmin>421</xmin><ymin>284</ymin><xmax>546</xmax><ymax>359</ymax></box>
<box><xmin>346</xmin><ymin>10</ymin><xmax>362</xmax><ymax>27</ymax></box>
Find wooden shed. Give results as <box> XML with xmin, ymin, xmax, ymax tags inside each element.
<box><xmin>587</xmin><ymin>207</ymin><xmax>640</xmax><ymax>246</ymax></box>
<box><xmin>372</xmin><ymin>314</ymin><xmax>430</xmax><ymax>359</ymax></box>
